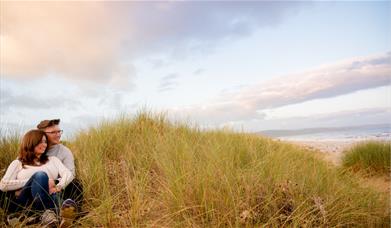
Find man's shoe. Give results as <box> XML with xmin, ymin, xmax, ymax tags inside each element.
<box><xmin>25</xmin><ymin>214</ymin><xmax>41</xmax><ymax>225</ymax></box>
<box><xmin>60</xmin><ymin>199</ymin><xmax>77</xmax><ymax>228</ymax></box>
<box><xmin>6</xmin><ymin>213</ymin><xmax>21</xmax><ymax>226</ymax></box>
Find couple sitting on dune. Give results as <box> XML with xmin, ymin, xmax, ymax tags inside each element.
<box><xmin>0</xmin><ymin>119</ymin><xmax>83</xmax><ymax>227</ymax></box>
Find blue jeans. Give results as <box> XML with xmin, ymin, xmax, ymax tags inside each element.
<box><xmin>14</xmin><ymin>171</ymin><xmax>59</xmax><ymax>212</ymax></box>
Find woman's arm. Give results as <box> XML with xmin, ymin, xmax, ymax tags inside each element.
<box><xmin>0</xmin><ymin>160</ymin><xmax>28</xmax><ymax>191</ymax></box>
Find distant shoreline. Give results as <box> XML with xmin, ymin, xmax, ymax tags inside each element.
<box><xmin>259</xmin><ymin>123</ymin><xmax>390</xmax><ymax>138</ymax></box>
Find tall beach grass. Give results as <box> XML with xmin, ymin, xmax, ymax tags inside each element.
<box><xmin>0</xmin><ymin>129</ymin><xmax>21</xmax><ymax>222</ymax></box>
<box><xmin>0</xmin><ymin>129</ymin><xmax>20</xmax><ymax>173</ymax></box>
<box><xmin>0</xmin><ymin>113</ymin><xmax>390</xmax><ymax>227</ymax></box>
<box><xmin>342</xmin><ymin>140</ymin><xmax>391</xmax><ymax>176</ymax></box>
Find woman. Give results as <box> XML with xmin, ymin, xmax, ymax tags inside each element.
<box><xmin>0</xmin><ymin>129</ymin><xmax>74</xmax><ymax>218</ymax></box>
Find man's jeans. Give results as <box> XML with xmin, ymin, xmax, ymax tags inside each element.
<box><xmin>0</xmin><ymin>171</ymin><xmax>59</xmax><ymax>214</ymax></box>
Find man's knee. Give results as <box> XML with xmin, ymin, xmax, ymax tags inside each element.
<box><xmin>0</xmin><ymin>190</ymin><xmax>6</xmax><ymax>205</ymax></box>
<box><xmin>71</xmin><ymin>179</ymin><xmax>83</xmax><ymax>190</ymax></box>
<box><xmin>0</xmin><ymin>190</ymin><xmax>16</xmax><ymax>212</ymax></box>
<box><xmin>63</xmin><ymin>179</ymin><xmax>83</xmax><ymax>209</ymax></box>
<box><xmin>64</xmin><ymin>179</ymin><xmax>83</xmax><ymax>195</ymax></box>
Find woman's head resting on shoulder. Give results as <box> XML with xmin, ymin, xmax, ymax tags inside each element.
<box><xmin>18</xmin><ymin>129</ymin><xmax>49</xmax><ymax>166</ymax></box>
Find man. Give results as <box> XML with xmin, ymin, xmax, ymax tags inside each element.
<box><xmin>36</xmin><ymin>119</ymin><xmax>75</xmax><ymax>176</ymax></box>
<box><xmin>36</xmin><ymin>119</ymin><xmax>83</xmax><ymax>212</ymax></box>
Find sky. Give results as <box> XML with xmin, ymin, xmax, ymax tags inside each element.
<box><xmin>1</xmin><ymin>1</ymin><xmax>390</xmax><ymax>137</ymax></box>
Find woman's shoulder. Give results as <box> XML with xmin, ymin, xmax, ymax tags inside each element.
<box><xmin>7</xmin><ymin>159</ymin><xmax>22</xmax><ymax>168</ymax></box>
<box><xmin>10</xmin><ymin>159</ymin><xmax>22</xmax><ymax>165</ymax></box>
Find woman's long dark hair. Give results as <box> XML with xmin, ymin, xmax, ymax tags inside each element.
<box><xmin>18</xmin><ymin>130</ymin><xmax>49</xmax><ymax>167</ymax></box>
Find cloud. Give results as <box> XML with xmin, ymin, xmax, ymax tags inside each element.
<box><xmin>1</xmin><ymin>1</ymin><xmax>305</xmax><ymax>86</ymax></box>
<box><xmin>173</xmin><ymin>52</ymin><xmax>391</xmax><ymax>125</ymax></box>
<box><xmin>226</xmin><ymin>107</ymin><xmax>391</xmax><ymax>131</ymax></box>
<box><xmin>265</xmin><ymin>106</ymin><xmax>391</xmax><ymax>130</ymax></box>
<box><xmin>236</xmin><ymin>52</ymin><xmax>390</xmax><ymax>110</ymax></box>
<box><xmin>98</xmin><ymin>91</ymin><xmax>125</xmax><ymax>110</ymax></box>
<box><xmin>193</xmin><ymin>68</ymin><xmax>205</xmax><ymax>75</ymax></box>
<box><xmin>0</xmin><ymin>88</ymin><xmax>82</xmax><ymax>111</ymax></box>
<box><xmin>158</xmin><ymin>73</ymin><xmax>180</xmax><ymax>92</ymax></box>
<box><xmin>65</xmin><ymin>114</ymin><xmax>104</xmax><ymax>134</ymax></box>
<box><xmin>312</xmin><ymin>107</ymin><xmax>391</xmax><ymax>126</ymax></box>
<box><xmin>0</xmin><ymin>2</ymin><xmax>135</xmax><ymax>88</ymax></box>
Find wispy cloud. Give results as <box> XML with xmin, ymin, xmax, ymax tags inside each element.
<box><xmin>98</xmin><ymin>91</ymin><xmax>125</xmax><ymax>110</ymax></box>
<box><xmin>313</xmin><ymin>107</ymin><xmax>391</xmax><ymax>124</ymax></box>
<box><xmin>1</xmin><ymin>1</ymin><xmax>305</xmax><ymax>87</ymax></box>
<box><xmin>236</xmin><ymin>52</ymin><xmax>390</xmax><ymax>109</ymax></box>
<box><xmin>0</xmin><ymin>88</ymin><xmax>82</xmax><ymax>111</ymax></box>
<box><xmin>268</xmin><ymin>107</ymin><xmax>391</xmax><ymax>130</ymax></box>
<box><xmin>174</xmin><ymin>52</ymin><xmax>391</xmax><ymax>125</ymax></box>
<box><xmin>193</xmin><ymin>68</ymin><xmax>205</xmax><ymax>75</ymax></box>
<box><xmin>158</xmin><ymin>73</ymin><xmax>180</xmax><ymax>92</ymax></box>
<box><xmin>219</xmin><ymin>107</ymin><xmax>390</xmax><ymax>131</ymax></box>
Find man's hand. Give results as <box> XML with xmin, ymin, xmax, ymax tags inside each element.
<box><xmin>15</xmin><ymin>189</ymin><xmax>22</xmax><ymax>197</ymax></box>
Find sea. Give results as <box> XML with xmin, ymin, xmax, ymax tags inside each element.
<box><xmin>260</xmin><ymin>124</ymin><xmax>391</xmax><ymax>142</ymax></box>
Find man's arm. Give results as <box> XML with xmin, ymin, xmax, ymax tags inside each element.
<box><xmin>59</xmin><ymin>145</ymin><xmax>76</xmax><ymax>176</ymax></box>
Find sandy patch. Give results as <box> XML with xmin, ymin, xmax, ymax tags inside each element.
<box><xmin>283</xmin><ymin>139</ymin><xmax>390</xmax><ymax>193</ymax></box>
<box><xmin>283</xmin><ymin>140</ymin><xmax>359</xmax><ymax>165</ymax></box>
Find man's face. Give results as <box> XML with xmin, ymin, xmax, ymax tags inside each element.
<box><xmin>44</xmin><ymin>125</ymin><xmax>62</xmax><ymax>145</ymax></box>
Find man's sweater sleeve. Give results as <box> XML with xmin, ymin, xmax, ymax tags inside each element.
<box><xmin>0</xmin><ymin>160</ymin><xmax>28</xmax><ymax>191</ymax></box>
<box><xmin>52</xmin><ymin>157</ymin><xmax>74</xmax><ymax>190</ymax></box>
<box><xmin>61</xmin><ymin>145</ymin><xmax>75</xmax><ymax>176</ymax></box>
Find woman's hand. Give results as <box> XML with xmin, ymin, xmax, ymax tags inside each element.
<box><xmin>49</xmin><ymin>179</ymin><xmax>58</xmax><ymax>194</ymax></box>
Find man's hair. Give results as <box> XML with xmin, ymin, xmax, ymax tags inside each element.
<box><xmin>37</xmin><ymin>119</ymin><xmax>60</xmax><ymax>129</ymax></box>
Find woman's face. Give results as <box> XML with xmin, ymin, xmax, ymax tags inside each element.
<box><xmin>34</xmin><ymin>135</ymin><xmax>47</xmax><ymax>158</ymax></box>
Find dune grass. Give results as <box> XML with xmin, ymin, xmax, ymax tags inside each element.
<box><xmin>342</xmin><ymin>140</ymin><xmax>391</xmax><ymax>176</ymax></box>
<box><xmin>0</xmin><ymin>130</ymin><xmax>20</xmax><ymax>170</ymax></box>
<box><xmin>0</xmin><ymin>113</ymin><xmax>390</xmax><ymax>227</ymax></box>
<box><xmin>0</xmin><ymin>130</ymin><xmax>20</xmax><ymax>223</ymax></box>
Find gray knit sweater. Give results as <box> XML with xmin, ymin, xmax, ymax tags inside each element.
<box><xmin>46</xmin><ymin>144</ymin><xmax>75</xmax><ymax>176</ymax></box>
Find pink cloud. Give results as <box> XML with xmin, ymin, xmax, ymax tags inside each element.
<box><xmin>173</xmin><ymin>52</ymin><xmax>391</xmax><ymax>124</ymax></box>
<box><xmin>0</xmin><ymin>1</ymin><xmax>304</xmax><ymax>86</ymax></box>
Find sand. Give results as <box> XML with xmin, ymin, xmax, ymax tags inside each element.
<box><xmin>285</xmin><ymin>140</ymin><xmax>356</xmax><ymax>165</ymax></box>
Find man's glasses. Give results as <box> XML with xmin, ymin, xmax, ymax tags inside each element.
<box><xmin>45</xmin><ymin>130</ymin><xmax>63</xmax><ymax>135</ymax></box>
